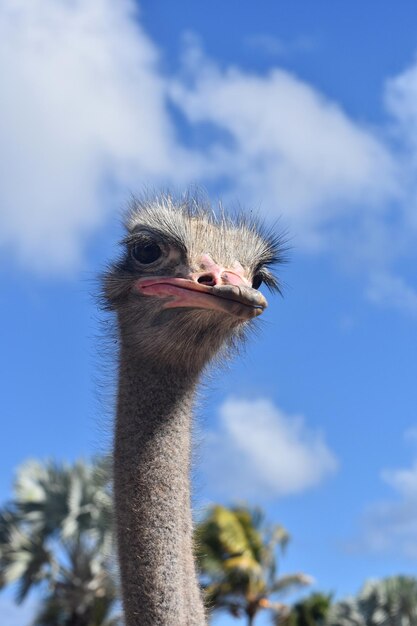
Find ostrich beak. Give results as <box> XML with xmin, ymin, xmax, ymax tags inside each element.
<box><xmin>135</xmin><ymin>277</ymin><xmax>268</xmax><ymax>320</ymax></box>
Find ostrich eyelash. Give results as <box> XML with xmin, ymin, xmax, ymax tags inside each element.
<box><xmin>255</xmin><ymin>267</ymin><xmax>282</xmax><ymax>294</ymax></box>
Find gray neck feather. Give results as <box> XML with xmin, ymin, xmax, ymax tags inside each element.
<box><xmin>114</xmin><ymin>345</ymin><xmax>206</xmax><ymax>626</ymax></box>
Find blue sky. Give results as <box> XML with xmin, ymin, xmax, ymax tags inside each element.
<box><xmin>1</xmin><ymin>1</ymin><xmax>417</xmax><ymax>624</ymax></box>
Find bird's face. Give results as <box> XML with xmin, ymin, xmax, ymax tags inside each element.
<box><xmin>104</xmin><ymin>201</ymin><xmax>282</xmax><ymax>371</ymax></box>
<box><xmin>134</xmin><ymin>238</ymin><xmax>268</xmax><ymax>321</ymax></box>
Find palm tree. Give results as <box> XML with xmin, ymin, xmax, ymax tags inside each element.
<box><xmin>195</xmin><ymin>504</ymin><xmax>312</xmax><ymax>626</ymax></box>
<box><xmin>327</xmin><ymin>598</ymin><xmax>366</xmax><ymax>626</ymax></box>
<box><xmin>328</xmin><ymin>576</ymin><xmax>417</xmax><ymax>626</ymax></box>
<box><xmin>0</xmin><ymin>457</ymin><xmax>120</xmax><ymax>626</ymax></box>
<box><xmin>279</xmin><ymin>592</ymin><xmax>332</xmax><ymax>626</ymax></box>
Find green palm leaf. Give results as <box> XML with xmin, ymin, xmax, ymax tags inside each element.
<box><xmin>196</xmin><ymin>504</ymin><xmax>311</xmax><ymax>626</ymax></box>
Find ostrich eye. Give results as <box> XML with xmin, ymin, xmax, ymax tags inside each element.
<box><xmin>132</xmin><ymin>241</ymin><xmax>162</xmax><ymax>264</ymax></box>
<box><xmin>252</xmin><ymin>274</ymin><xmax>263</xmax><ymax>289</ymax></box>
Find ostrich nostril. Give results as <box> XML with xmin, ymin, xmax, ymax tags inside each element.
<box><xmin>197</xmin><ymin>273</ymin><xmax>217</xmax><ymax>286</ymax></box>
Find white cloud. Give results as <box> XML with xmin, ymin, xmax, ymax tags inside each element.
<box><xmin>354</xmin><ymin>433</ymin><xmax>417</xmax><ymax>559</ymax></box>
<box><xmin>245</xmin><ymin>33</ymin><xmax>315</xmax><ymax>58</ymax></box>
<box><xmin>171</xmin><ymin>40</ymin><xmax>399</xmax><ymax>251</ymax></box>
<box><xmin>203</xmin><ymin>398</ymin><xmax>338</xmax><ymax>499</ymax></box>
<box><xmin>382</xmin><ymin>462</ymin><xmax>417</xmax><ymax>498</ymax></box>
<box><xmin>0</xmin><ymin>0</ymin><xmax>199</xmax><ymax>272</ymax></box>
<box><xmin>386</xmin><ymin>60</ymin><xmax>417</xmax><ymax>157</ymax></box>
<box><xmin>367</xmin><ymin>272</ymin><xmax>417</xmax><ymax>316</ymax></box>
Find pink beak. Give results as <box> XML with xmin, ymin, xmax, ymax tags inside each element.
<box><xmin>135</xmin><ymin>275</ymin><xmax>267</xmax><ymax>320</ymax></box>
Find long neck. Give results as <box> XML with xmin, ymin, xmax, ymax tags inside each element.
<box><xmin>114</xmin><ymin>345</ymin><xmax>206</xmax><ymax>626</ymax></box>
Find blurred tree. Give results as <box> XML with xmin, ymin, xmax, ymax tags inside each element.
<box><xmin>277</xmin><ymin>592</ymin><xmax>332</xmax><ymax>626</ymax></box>
<box><xmin>195</xmin><ymin>504</ymin><xmax>312</xmax><ymax>626</ymax></box>
<box><xmin>328</xmin><ymin>576</ymin><xmax>417</xmax><ymax>626</ymax></box>
<box><xmin>0</xmin><ymin>458</ymin><xmax>120</xmax><ymax>626</ymax></box>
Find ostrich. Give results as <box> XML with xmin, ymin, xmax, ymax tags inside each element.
<box><xmin>103</xmin><ymin>195</ymin><xmax>282</xmax><ymax>626</ymax></box>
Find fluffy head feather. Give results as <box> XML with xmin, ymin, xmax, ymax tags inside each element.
<box><xmin>103</xmin><ymin>194</ymin><xmax>285</xmax><ymax>372</ymax></box>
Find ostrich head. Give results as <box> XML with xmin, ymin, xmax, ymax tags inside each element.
<box><xmin>104</xmin><ymin>195</ymin><xmax>283</xmax><ymax>372</ymax></box>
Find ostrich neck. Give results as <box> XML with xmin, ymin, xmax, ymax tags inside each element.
<box><xmin>114</xmin><ymin>345</ymin><xmax>206</xmax><ymax>626</ymax></box>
